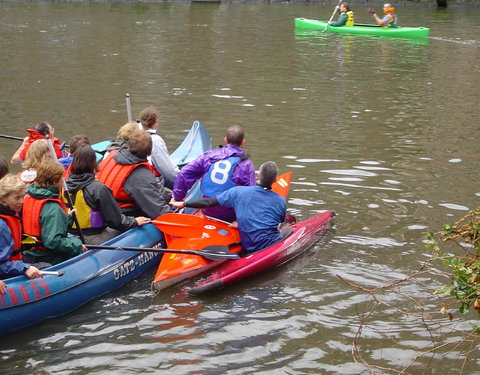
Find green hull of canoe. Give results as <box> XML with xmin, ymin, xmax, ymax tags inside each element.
<box><xmin>294</xmin><ymin>18</ymin><xmax>430</xmax><ymax>38</ymax></box>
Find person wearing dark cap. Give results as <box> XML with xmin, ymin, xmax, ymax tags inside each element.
<box><xmin>170</xmin><ymin>161</ymin><xmax>286</xmax><ymax>253</ymax></box>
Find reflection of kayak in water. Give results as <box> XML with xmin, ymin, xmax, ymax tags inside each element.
<box><xmin>295</xmin><ymin>18</ymin><xmax>430</xmax><ymax>38</ymax></box>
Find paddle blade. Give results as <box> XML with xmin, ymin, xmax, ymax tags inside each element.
<box><xmin>152</xmin><ymin>213</ymin><xmax>205</xmax><ymax>238</ymax></box>
<box><xmin>272</xmin><ymin>172</ymin><xmax>292</xmax><ymax>199</ymax></box>
<box><xmin>197</xmin><ymin>246</ymin><xmax>240</xmax><ymax>261</ymax></box>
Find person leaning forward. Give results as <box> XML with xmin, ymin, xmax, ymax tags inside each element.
<box><xmin>170</xmin><ymin>161</ymin><xmax>286</xmax><ymax>253</ymax></box>
<box><xmin>172</xmin><ymin>125</ymin><xmax>256</xmax><ymax>223</ymax></box>
<box><xmin>97</xmin><ymin>130</ymin><xmax>171</xmax><ymax>220</ymax></box>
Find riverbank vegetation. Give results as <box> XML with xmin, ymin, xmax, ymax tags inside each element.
<box><xmin>339</xmin><ymin>207</ymin><xmax>480</xmax><ymax>373</ymax></box>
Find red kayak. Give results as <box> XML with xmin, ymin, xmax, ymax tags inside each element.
<box><xmin>188</xmin><ymin>210</ymin><xmax>335</xmax><ymax>295</ymax></box>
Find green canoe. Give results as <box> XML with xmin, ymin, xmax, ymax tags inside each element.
<box><xmin>294</xmin><ymin>18</ymin><xmax>430</xmax><ymax>38</ymax></box>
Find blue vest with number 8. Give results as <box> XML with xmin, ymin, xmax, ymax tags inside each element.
<box><xmin>201</xmin><ymin>156</ymin><xmax>241</xmax><ymax>197</ymax></box>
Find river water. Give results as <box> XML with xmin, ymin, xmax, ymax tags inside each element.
<box><xmin>1</xmin><ymin>3</ymin><xmax>479</xmax><ymax>374</ymax></box>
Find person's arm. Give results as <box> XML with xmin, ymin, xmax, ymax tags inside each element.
<box><xmin>0</xmin><ymin>280</ymin><xmax>6</xmax><ymax>294</ymax></box>
<box><xmin>124</xmin><ymin>167</ymin><xmax>171</xmax><ymax>219</ymax></box>
<box><xmin>10</xmin><ymin>137</ymin><xmax>28</xmax><ymax>165</ymax></box>
<box><xmin>172</xmin><ymin>154</ymin><xmax>209</xmax><ymax>200</ymax></box>
<box><xmin>170</xmin><ymin>197</ymin><xmax>219</xmax><ymax>209</ymax></box>
<box><xmin>41</xmin><ymin>202</ymin><xmax>83</xmax><ymax>256</ymax></box>
<box><xmin>150</xmin><ymin>135</ymin><xmax>179</xmax><ymax>189</ymax></box>
<box><xmin>0</xmin><ymin>220</ymin><xmax>35</xmax><ymax>277</ymax></box>
<box><xmin>373</xmin><ymin>13</ymin><xmax>392</xmax><ymax>26</ymax></box>
<box><xmin>330</xmin><ymin>13</ymin><xmax>348</xmax><ymax>27</ymax></box>
<box><xmin>86</xmin><ymin>183</ymin><xmax>139</xmax><ymax>231</ymax></box>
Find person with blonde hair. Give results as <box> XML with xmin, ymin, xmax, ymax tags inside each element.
<box><xmin>138</xmin><ymin>107</ymin><xmax>179</xmax><ymax>189</ymax></box>
<box><xmin>22</xmin><ymin>162</ymin><xmax>85</xmax><ymax>265</ymax></box>
<box><xmin>0</xmin><ymin>174</ymin><xmax>42</xmax><ymax>279</ymax></box>
<box><xmin>104</xmin><ymin>122</ymin><xmax>142</xmax><ymax>159</ymax></box>
<box><xmin>97</xmin><ymin>131</ymin><xmax>171</xmax><ymax>219</ymax></box>
<box><xmin>17</xmin><ymin>139</ymin><xmax>53</xmax><ymax>184</ymax></box>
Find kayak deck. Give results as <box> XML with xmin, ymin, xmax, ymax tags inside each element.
<box><xmin>189</xmin><ymin>210</ymin><xmax>335</xmax><ymax>295</ymax></box>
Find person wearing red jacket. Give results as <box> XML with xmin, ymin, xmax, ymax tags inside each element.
<box><xmin>11</xmin><ymin>122</ymin><xmax>64</xmax><ymax>165</ymax></box>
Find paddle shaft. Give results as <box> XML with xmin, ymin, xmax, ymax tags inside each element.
<box><xmin>0</xmin><ymin>134</ymin><xmax>24</xmax><ymax>141</ymax></box>
<box><xmin>323</xmin><ymin>0</ymin><xmax>342</xmax><ymax>32</ymax></box>
<box><xmin>45</xmin><ymin>135</ymin><xmax>87</xmax><ymax>244</ymax></box>
<box><xmin>87</xmin><ymin>244</ymin><xmax>240</xmax><ymax>260</ymax></box>
<box><xmin>125</xmin><ymin>93</ymin><xmax>133</xmax><ymax>123</ymax></box>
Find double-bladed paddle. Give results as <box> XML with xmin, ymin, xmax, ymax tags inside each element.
<box><xmin>323</xmin><ymin>0</ymin><xmax>343</xmax><ymax>32</ymax></box>
<box><xmin>87</xmin><ymin>244</ymin><xmax>240</xmax><ymax>261</ymax></box>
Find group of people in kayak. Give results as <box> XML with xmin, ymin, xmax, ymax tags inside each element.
<box><xmin>328</xmin><ymin>2</ymin><xmax>397</xmax><ymax>28</ymax></box>
<box><xmin>0</xmin><ymin>109</ymin><xmax>291</xmax><ymax>288</ymax></box>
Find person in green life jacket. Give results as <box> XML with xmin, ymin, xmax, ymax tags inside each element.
<box><xmin>22</xmin><ymin>161</ymin><xmax>87</xmax><ymax>265</ymax></box>
<box><xmin>328</xmin><ymin>2</ymin><xmax>355</xmax><ymax>27</ymax></box>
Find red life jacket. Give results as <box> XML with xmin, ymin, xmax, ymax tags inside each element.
<box><xmin>19</xmin><ymin>129</ymin><xmax>64</xmax><ymax>160</ymax></box>
<box><xmin>63</xmin><ymin>164</ymin><xmax>72</xmax><ymax>180</ymax></box>
<box><xmin>22</xmin><ymin>195</ymin><xmax>67</xmax><ymax>251</ymax></box>
<box><xmin>0</xmin><ymin>214</ymin><xmax>23</xmax><ymax>261</ymax></box>
<box><xmin>97</xmin><ymin>150</ymin><xmax>154</xmax><ymax>208</ymax></box>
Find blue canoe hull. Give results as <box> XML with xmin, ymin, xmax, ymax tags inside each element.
<box><xmin>0</xmin><ymin>224</ymin><xmax>163</xmax><ymax>335</ymax></box>
<box><xmin>0</xmin><ymin>121</ymin><xmax>211</xmax><ymax>335</ymax></box>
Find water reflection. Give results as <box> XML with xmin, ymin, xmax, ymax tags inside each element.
<box><xmin>1</xmin><ymin>3</ymin><xmax>479</xmax><ymax>375</ymax></box>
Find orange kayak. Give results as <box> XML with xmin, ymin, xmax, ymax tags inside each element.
<box><xmin>152</xmin><ymin>172</ymin><xmax>292</xmax><ymax>292</ymax></box>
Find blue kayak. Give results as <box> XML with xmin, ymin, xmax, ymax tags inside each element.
<box><xmin>0</xmin><ymin>122</ymin><xmax>211</xmax><ymax>336</ymax></box>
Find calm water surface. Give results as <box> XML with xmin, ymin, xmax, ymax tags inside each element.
<box><xmin>1</xmin><ymin>3</ymin><xmax>479</xmax><ymax>374</ymax></box>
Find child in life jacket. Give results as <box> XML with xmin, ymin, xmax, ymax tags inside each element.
<box><xmin>0</xmin><ymin>174</ymin><xmax>42</xmax><ymax>279</ymax></box>
<box><xmin>22</xmin><ymin>161</ymin><xmax>86</xmax><ymax>265</ymax></box>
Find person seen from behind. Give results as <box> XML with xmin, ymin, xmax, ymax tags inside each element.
<box><xmin>66</xmin><ymin>145</ymin><xmax>150</xmax><ymax>245</ymax></box>
<box><xmin>138</xmin><ymin>107</ymin><xmax>179</xmax><ymax>190</ymax></box>
<box><xmin>171</xmin><ymin>125</ymin><xmax>256</xmax><ymax>223</ymax></box>
<box><xmin>97</xmin><ymin>130</ymin><xmax>171</xmax><ymax>220</ymax></box>
<box><xmin>17</xmin><ymin>139</ymin><xmax>53</xmax><ymax>185</ymax></box>
<box><xmin>170</xmin><ymin>161</ymin><xmax>286</xmax><ymax>253</ymax></box>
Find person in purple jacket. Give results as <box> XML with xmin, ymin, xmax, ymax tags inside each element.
<box><xmin>172</xmin><ymin>125</ymin><xmax>256</xmax><ymax>222</ymax></box>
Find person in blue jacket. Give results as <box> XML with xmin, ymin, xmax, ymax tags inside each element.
<box><xmin>170</xmin><ymin>161</ymin><xmax>286</xmax><ymax>253</ymax></box>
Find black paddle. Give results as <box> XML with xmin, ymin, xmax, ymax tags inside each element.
<box><xmin>87</xmin><ymin>244</ymin><xmax>240</xmax><ymax>261</ymax></box>
<box><xmin>0</xmin><ymin>134</ymin><xmax>25</xmax><ymax>141</ymax></box>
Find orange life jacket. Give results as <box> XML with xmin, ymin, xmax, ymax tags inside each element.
<box><xmin>22</xmin><ymin>195</ymin><xmax>67</xmax><ymax>250</ymax></box>
<box><xmin>19</xmin><ymin>129</ymin><xmax>64</xmax><ymax>160</ymax></box>
<box><xmin>97</xmin><ymin>150</ymin><xmax>154</xmax><ymax>208</ymax></box>
<box><xmin>0</xmin><ymin>214</ymin><xmax>23</xmax><ymax>260</ymax></box>
<box><xmin>63</xmin><ymin>164</ymin><xmax>72</xmax><ymax>180</ymax></box>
